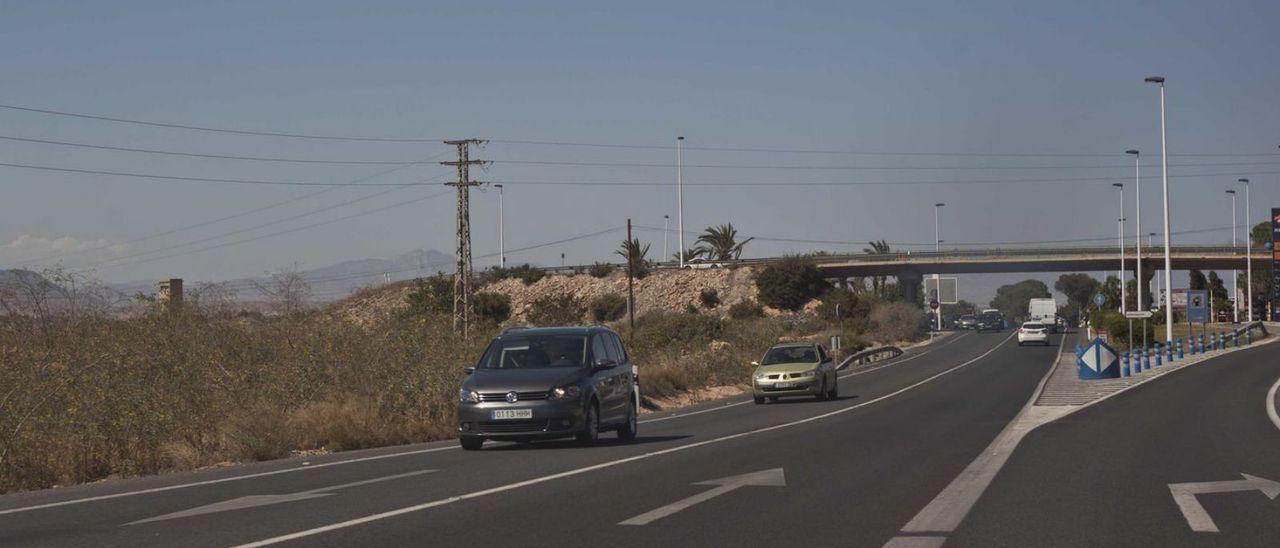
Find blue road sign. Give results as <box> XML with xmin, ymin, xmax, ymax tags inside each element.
<box><xmin>1077</xmin><ymin>337</ymin><xmax>1121</xmax><ymax>380</ymax></box>
<box><xmin>1093</xmin><ymin>293</ymin><xmax>1106</xmax><ymax>307</ymax></box>
<box><xmin>1186</xmin><ymin>289</ymin><xmax>1209</xmax><ymax>324</ymax></box>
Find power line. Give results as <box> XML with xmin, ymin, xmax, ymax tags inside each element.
<box><xmin>494</xmin><ymin>159</ymin><xmax>1280</xmax><ymax>171</ymax></box>
<box><xmin>490</xmin><ymin>170</ymin><xmax>1280</xmax><ymax>187</ymax></box>
<box><xmin>12</xmin><ymin>157</ymin><xmax>448</xmax><ymax>266</ymax></box>
<box><xmin>0</xmin><ymin>104</ymin><xmax>440</xmax><ymax>143</ymax></box>
<box><xmin>92</xmin><ymin>189</ymin><xmax>454</xmax><ymax>271</ymax></box>
<box><xmin>0</xmin><ymin>161</ymin><xmax>439</xmax><ymax>187</ymax></box>
<box><xmin>5</xmin><ymin>103</ymin><xmax>1277</xmax><ymax>158</ymax></box>
<box><xmin>0</xmin><ymin>135</ymin><xmax>431</xmax><ymax>164</ymax></box>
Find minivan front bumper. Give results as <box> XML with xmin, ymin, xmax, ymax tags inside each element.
<box><xmin>457</xmin><ymin>398</ymin><xmax>586</xmax><ymax>441</ymax></box>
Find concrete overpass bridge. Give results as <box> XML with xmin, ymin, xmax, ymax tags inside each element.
<box><xmin>802</xmin><ymin>245</ymin><xmax>1267</xmax><ymax>304</ymax></box>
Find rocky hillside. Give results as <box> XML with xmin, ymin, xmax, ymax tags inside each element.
<box><xmin>328</xmin><ymin>267</ymin><xmax>771</xmax><ymax>326</ymax></box>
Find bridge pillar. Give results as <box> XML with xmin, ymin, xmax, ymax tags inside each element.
<box><xmin>1131</xmin><ymin>261</ymin><xmax>1156</xmax><ymax>310</ymax></box>
<box><xmin>897</xmin><ymin>271</ymin><xmax>924</xmax><ymax>306</ymax></box>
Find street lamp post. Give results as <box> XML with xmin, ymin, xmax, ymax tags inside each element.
<box><xmin>676</xmin><ymin>136</ymin><xmax>686</xmax><ymax>268</ymax></box>
<box><xmin>1145</xmin><ymin>76</ymin><xmax>1173</xmax><ymax>343</ymax></box>
<box><xmin>662</xmin><ymin>215</ymin><xmax>670</xmax><ymax>263</ymax></box>
<box><xmin>1126</xmin><ymin>150</ymin><xmax>1142</xmax><ymax>313</ymax></box>
<box><xmin>1241</xmin><ymin>177</ymin><xmax>1252</xmax><ymax>321</ymax></box>
<box><xmin>494</xmin><ymin>184</ymin><xmax>505</xmax><ymax>268</ymax></box>
<box><xmin>1113</xmin><ymin>182</ymin><xmax>1126</xmax><ymax>313</ymax></box>
<box><xmin>933</xmin><ymin>202</ymin><xmax>945</xmax><ymax>332</ymax></box>
<box><xmin>1227</xmin><ymin>189</ymin><xmax>1238</xmax><ymax>323</ymax></box>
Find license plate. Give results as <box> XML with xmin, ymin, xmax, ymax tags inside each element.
<box><xmin>774</xmin><ymin>382</ymin><xmax>795</xmax><ymax>389</ymax></box>
<box><xmin>491</xmin><ymin>409</ymin><xmax>532</xmax><ymax>420</ymax></box>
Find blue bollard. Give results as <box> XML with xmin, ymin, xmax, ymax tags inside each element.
<box><xmin>1177</xmin><ymin>338</ymin><xmax>1184</xmax><ymax>359</ymax></box>
<box><xmin>1167</xmin><ymin>341</ymin><xmax>1174</xmax><ymax>362</ymax></box>
<box><xmin>1142</xmin><ymin>347</ymin><xmax>1150</xmax><ymax>370</ymax></box>
<box><xmin>1155</xmin><ymin>343</ymin><xmax>1163</xmax><ymax>366</ymax></box>
<box><xmin>1199</xmin><ymin>334</ymin><xmax>1206</xmax><ymax>354</ymax></box>
<box><xmin>1233</xmin><ymin>331</ymin><xmax>1240</xmax><ymax>347</ymax></box>
<box><xmin>1247</xmin><ymin>329</ymin><xmax>1253</xmax><ymax>345</ymax></box>
<box><xmin>1122</xmin><ymin>351</ymin><xmax>1130</xmax><ymax>377</ymax></box>
<box><xmin>1133</xmin><ymin>349</ymin><xmax>1142</xmax><ymax>373</ymax></box>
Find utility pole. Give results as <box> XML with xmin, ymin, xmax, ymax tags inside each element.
<box><xmin>495</xmin><ymin>183</ymin><xmax>505</xmax><ymax>268</ymax></box>
<box><xmin>626</xmin><ymin>219</ymin><xmax>636</xmax><ymax>338</ymax></box>
<box><xmin>442</xmin><ymin>139</ymin><xmax>489</xmax><ymax>336</ymax></box>
<box><xmin>676</xmin><ymin>136</ymin><xmax>686</xmax><ymax>268</ymax></box>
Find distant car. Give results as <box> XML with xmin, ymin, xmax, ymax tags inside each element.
<box><xmin>456</xmin><ymin>326</ymin><xmax>639</xmax><ymax>450</ymax></box>
<box><xmin>976</xmin><ymin>312</ymin><xmax>1003</xmax><ymax>332</ymax></box>
<box><xmin>751</xmin><ymin>343</ymin><xmax>837</xmax><ymax>404</ymax></box>
<box><xmin>682</xmin><ymin>258</ymin><xmax>727</xmax><ymax>269</ymax></box>
<box><xmin>956</xmin><ymin>315</ymin><xmax>978</xmax><ymax>330</ymax></box>
<box><xmin>1017</xmin><ymin>322</ymin><xmax>1050</xmax><ymax>346</ymax></box>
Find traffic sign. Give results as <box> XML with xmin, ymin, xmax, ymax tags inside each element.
<box><xmin>929</xmin><ymin>299</ymin><xmax>940</xmax><ymax>310</ymax></box>
<box><xmin>1186</xmin><ymin>289</ymin><xmax>1209</xmax><ymax>324</ymax></box>
<box><xmin>1093</xmin><ymin>293</ymin><xmax>1106</xmax><ymax>307</ymax></box>
<box><xmin>1124</xmin><ymin>310</ymin><xmax>1153</xmax><ymax>319</ymax></box>
<box><xmin>923</xmin><ymin>277</ymin><xmax>959</xmax><ymax>305</ymax></box>
<box><xmin>1077</xmin><ymin>337</ymin><xmax>1120</xmax><ymax>380</ymax></box>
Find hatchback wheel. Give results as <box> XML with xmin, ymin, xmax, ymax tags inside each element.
<box><xmin>576</xmin><ymin>403</ymin><xmax>600</xmax><ymax>445</ymax></box>
<box><xmin>459</xmin><ymin>437</ymin><xmax>483</xmax><ymax>451</ymax></box>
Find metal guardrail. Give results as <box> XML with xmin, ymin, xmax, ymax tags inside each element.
<box><xmin>835</xmin><ymin>345</ymin><xmax>904</xmax><ymax>371</ymax></box>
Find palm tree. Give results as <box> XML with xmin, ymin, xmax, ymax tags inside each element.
<box><xmin>864</xmin><ymin>240</ymin><xmax>891</xmax><ymax>290</ymax></box>
<box><xmin>616</xmin><ymin>237</ymin><xmax>651</xmax><ymax>276</ymax></box>
<box><xmin>696</xmin><ymin>223</ymin><xmax>754</xmax><ymax>261</ymax></box>
<box><xmin>673</xmin><ymin>248</ymin><xmax>705</xmax><ymax>263</ymax></box>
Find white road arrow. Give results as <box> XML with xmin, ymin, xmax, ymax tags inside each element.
<box><xmin>619</xmin><ymin>468</ymin><xmax>786</xmax><ymax>526</ymax></box>
<box><xmin>127</xmin><ymin>470</ymin><xmax>435</xmax><ymax>525</ymax></box>
<box><xmin>1168</xmin><ymin>473</ymin><xmax>1280</xmax><ymax>533</ymax></box>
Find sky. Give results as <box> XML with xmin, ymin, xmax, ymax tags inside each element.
<box><xmin>1</xmin><ymin>0</ymin><xmax>1278</xmax><ymax>303</ymax></box>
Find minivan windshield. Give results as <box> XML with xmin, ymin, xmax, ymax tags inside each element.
<box><xmin>761</xmin><ymin>346</ymin><xmax>818</xmax><ymax>365</ymax></box>
<box><xmin>476</xmin><ymin>335</ymin><xmax>588</xmax><ymax>369</ymax></box>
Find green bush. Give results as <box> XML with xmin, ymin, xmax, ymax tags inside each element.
<box><xmin>755</xmin><ymin>256</ymin><xmax>830</xmax><ymax>311</ymax></box>
<box><xmin>472</xmin><ymin>292</ymin><xmax>512</xmax><ymax>324</ymax></box>
<box><xmin>728</xmin><ymin>300</ymin><xmax>764</xmax><ymax>319</ymax></box>
<box><xmin>588</xmin><ymin>262</ymin><xmax>615</xmax><ymax>278</ymax></box>
<box><xmin>588</xmin><ymin>293</ymin><xmax>628</xmax><ymax>323</ymax></box>
<box><xmin>816</xmin><ymin>287</ymin><xmax>863</xmax><ymax>323</ymax></box>
<box><xmin>699</xmin><ymin>288</ymin><xmax>721</xmax><ymax>309</ymax></box>
<box><xmin>526</xmin><ymin>294</ymin><xmax>584</xmax><ymax>326</ymax></box>
<box><xmin>631</xmin><ymin>312</ymin><xmax>723</xmax><ymax>353</ymax></box>
<box><xmin>477</xmin><ymin>264</ymin><xmax>546</xmax><ymax>286</ymax></box>
<box><xmin>402</xmin><ymin>274</ymin><xmax>452</xmax><ymax>316</ymax></box>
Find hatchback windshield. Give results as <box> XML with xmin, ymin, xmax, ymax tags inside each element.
<box><xmin>476</xmin><ymin>335</ymin><xmax>588</xmax><ymax>369</ymax></box>
<box><xmin>761</xmin><ymin>346</ymin><xmax>818</xmax><ymax>365</ymax></box>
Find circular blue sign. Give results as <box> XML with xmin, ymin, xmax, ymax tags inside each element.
<box><xmin>1093</xmin><ymin>293</ymin><xmax>1106</xmax><ymax>306</ymax></box>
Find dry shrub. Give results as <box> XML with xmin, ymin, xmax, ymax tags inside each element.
<box><xmin>868</xmin><ymin>302</ymin><xmax>925</xmax><ymax>343</ymax></box>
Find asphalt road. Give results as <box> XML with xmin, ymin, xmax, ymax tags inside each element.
<box><xmin>0</xmin><ymin>329</ymin><xmax>1062</xmax><ymax>547</ymax></box>
<box><xmin>951</xmin><ymin>332</ymin><xmax>1280</xmax><ymax>547</ymax></box>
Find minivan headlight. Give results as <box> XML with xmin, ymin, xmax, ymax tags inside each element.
<box><xmin>549</xmin><ymin>385</ymin><xmax>581</xmax><ymax>400</ymax></box>
<box><xmin>459</xmin><ymin>389</ymin><xmax>479</xmax><ymax>404</ymax></box>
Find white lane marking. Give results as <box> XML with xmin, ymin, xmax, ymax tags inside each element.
<box><xmin>883</xmin><ymin>537</ymin><xmax>947</xmax><ymax>548</ymax></box>
<box><xmin>618</xmin><ymin>468</ymin><xmax>786</xmax><ymax>526</ymax></box>
<box><xmin>1169</xmin><ymin>473</ymin><xmax>1280</xmax><ymax>533</ymax></box>
<box><xmin>891</xmin><ymin>333</ymin><xmax>1067</xmax><ymax>540</ymax></box>
<box><xmin>641</xmin><ymin>331</ymin><xmax>974</xmax><ymax>425</ymax></box>
<box><xmin>1267</xmin><ymin>374</ymin><xmax>1280</xmax><ymax>433</ymax></box>
<box><xmin>128</xmin><ymin>470</ymin><xmax>436</xmax><ymax>525</ymax></box>
<box><xmin>234</xmin><ymin>332</ymin><xmax>1016</xmax><ymax>547</ymax></box>
<box><xmin>0</xmin><ymin>446</ymin><xmax>457</xmax><ymax>516</ymax></box>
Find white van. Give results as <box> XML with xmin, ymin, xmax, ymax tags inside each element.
<box><xmin>1028</xmin><ymin>299</ymin><xmax>1058</xmax><ymax>333</ymax></box>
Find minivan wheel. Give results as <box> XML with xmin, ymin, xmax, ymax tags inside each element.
<box><xmin>576</xmin><ymin>403</ymin><xmax>600</xmax><ymax>445</ymax></box>
<box><xmin>753</xmin><ymin>396</ymin><xmax>765</xmax><ymax>405</ymax></box>
<box><xmin>617</xmin><ymin>402</ymin><xmax>638</xmax><ymax>442</ymax></box>
<box><xmin>459</xmin><ymin>437</ymin><xmax>483</xmax><ymax>451</ymax></box>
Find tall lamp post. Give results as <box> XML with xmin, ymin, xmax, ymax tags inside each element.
<box><xmin>933</xmin><ymin>202</ymin><xmax>945</xmax><ymax>332</ymax></box>
<box><xmin>1113</xmin><ymin>182</ymin><xmax>1126</xmax><ymax>312</ymax></box>
<box><xmin>494</xmin><ymin>184</ymin><xmax>505</xmax><ymax>268</ymax></box>
<box><xmin>1241</xmin><ymin>177</ymin><xmax>1252</xmax><ymax>321</ymax></box>
<box><xmin>676</xmin><ymin>136</ymin><xmax>686</xmax><ymax>268</ymax></box>
<box><xmin>1144</xmin><ymin>76</ymin><xmax>1173</xmax><ymax>343</ymax></box>
<box><xmin>1227</xmin><ymin>189</ymin><xmax>1239</xmax><ymax>323</ymax></box>
<box><xmin>1126</xmin><ymin>150</ymin><xmax>1142</xmax><ymax>313</ymax></box>
<box><xmin>662</xmin><ymin>215</ymin><xmax>670</xmax><ymax>263</ymax></box>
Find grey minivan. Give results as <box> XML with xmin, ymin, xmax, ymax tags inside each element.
<box><xmin>456</xmin><ymin>326</ymin><xmax>639</xmax><ymax>450</ymax></box>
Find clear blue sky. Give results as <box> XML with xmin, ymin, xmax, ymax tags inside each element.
<box><xmin>2</xmin><ymin>1</ymin><xmax>1277</xmax><ymax>301</ymax></box>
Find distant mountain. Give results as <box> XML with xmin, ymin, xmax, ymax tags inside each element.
<box><xmin>0</xmin><ymin>268</ymin><xmax>52</xmax><ymax>290</ymax></box>
<box><xmin>108</xmin><ymin>248</ymin><xmax>454</xmax><ymax>303</ymax></box>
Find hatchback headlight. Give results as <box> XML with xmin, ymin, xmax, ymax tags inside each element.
<box><xmin>796</xmin><ymin>369</ymin><xmax>817</xmax><ymax>378</ymax></box>
<box><xmin>459</xmin><ymin>389</ymin><xmax>479</xmax><ymax>404</ymax></box>
<box><xmin>549</xmin><ymin>385</ymin><xmax>581</xmax><ymax>400</ymax></box>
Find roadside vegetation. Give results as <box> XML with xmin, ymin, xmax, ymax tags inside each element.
<box><xmin>0</xmin><ymin>263</ymin><xmax>928</xmax><ymax>494</ymax></box>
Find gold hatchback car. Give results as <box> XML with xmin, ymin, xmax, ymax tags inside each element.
<box><xmin>751</xmin><ymin>342</ymin><xmax>838</xmax><ymax>404</ymax></box>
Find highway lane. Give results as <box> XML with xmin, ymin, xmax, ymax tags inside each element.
<box><xmin>0</xmin><ymin>328</ymin><xmax>1056</xmax><ymax>547</ymax></box>
<box><xmin>951</xmin><ymin>335</ymin><xmax>1280</xmax><ymax>547</ymax></box>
